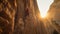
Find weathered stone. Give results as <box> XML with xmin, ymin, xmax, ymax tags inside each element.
<box><xmin>47</xmin><ymin>0</ymin><xmax>60</xmax><ymax>34</ymax></box>
<box><xmin>0</xmin><ymin>0</ymin><xmax>17</xmax><ymax>34</ymax></box>
<box><xmin>14</xmin><ymin>0</ymin><xmax>47</xmax><ymax>34</ymax></box>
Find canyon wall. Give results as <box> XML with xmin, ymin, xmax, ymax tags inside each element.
<box><xmin>0</xmin><ymin>0</ymin><xmax>47</xmax><ymax>34</ymax></box>
<box><xmin>47</xmin><ymin>0</ymin><xmax>60</xmax><ymax>34</ymax></box>
<box><xmin>0</xmin><ymin>0</ymin><xmax>17</xmax><ymax>34</ymax></box>
<box><xmin>1</xmin><ymin>0</ymin><xmax>59</xmax><ymax>34</ymax></box>
<box><xmin>14</xmin><ymin>0</ymin><xmax>47</xmax><ymax>34</ymax></box>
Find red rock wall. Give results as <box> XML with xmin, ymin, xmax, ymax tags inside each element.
<box><xmin>47</xmin><ymin>0</ymin><xmax>60</xmax><ymax>34</ymax></box>
<box><xmin>0</xmin><ymin>0</ymin><xmax>53</xmax><ymax>34</ymax></box>
<box><xmin>0</xmin><ymin>0</ymin><xmax>17</xmax><ymax>34</ymax></box>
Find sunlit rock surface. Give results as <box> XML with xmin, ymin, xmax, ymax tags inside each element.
<box><xmin>0</xmin><ymin>0</ymin><xmax>48</xmax><ymax>34</ymax></box>
<box><xmin>47</xmin><ymin>0</ymin><xmax>60</xmax><ymax>34</ymax></box>
<box><xmin>14</xmin><ymin>0</ymin><xmax>47</xmax><ymax>34</ymax></box>
<box><xmin>0</xmin><ymin>0</ymin><xmax>59</xmax><ymax>34</ymax></box>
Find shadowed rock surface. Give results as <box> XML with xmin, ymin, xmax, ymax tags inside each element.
<box><xmin>0</xmin><ymin>0</ymin><xmax>17</xmax><ymax>34</ymax></box>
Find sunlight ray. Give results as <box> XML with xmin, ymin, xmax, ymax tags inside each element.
<box><xmin>37</xmin><ymin>0</ymin><xmax>54</xmax><ymax>18</ymax></box>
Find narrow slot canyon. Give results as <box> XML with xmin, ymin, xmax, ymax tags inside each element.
<box><xmin>0</xmin><ymin>0</ymin><xmax>60</xmax><ymax>34</ymax></box>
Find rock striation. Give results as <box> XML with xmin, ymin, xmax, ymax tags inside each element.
<box><xmin>47</xmin><ymin>0</ymin><xmax>60</xmax><ymax>34</ymax></box>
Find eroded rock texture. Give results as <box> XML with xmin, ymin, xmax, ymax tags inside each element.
<box><xmin>0</xmin><ymin>0</ymin><xmax>17</xmax><ymax>34</ymax></box>
<box><xmin>0</xmin><ymin>0</ymin><xmax>54</xmax><ymax>34</ymax></box>
<box><xmin>14</xmin><ymin>0</ymin><xmax>47</xmax><ymax>34</ymax></box>
<box><xmin>47</xmin><ymin>0</ymin><xmax>60</xmax><ymax>34</ymax></box>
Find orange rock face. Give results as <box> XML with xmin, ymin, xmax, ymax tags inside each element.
<box><xmin>1</xmin><ymin>0</ymin><xmax>60</xmax><ymax>34</ymax></box>
<box><xmin>48</xmin><ymin>0</ymin><xmax>60</xmax><ymax>34</ymax></box>
<box><xmin>0</xmin><ymin>0</ymin><xmax>17</xmax><ymax>34</ymax></box>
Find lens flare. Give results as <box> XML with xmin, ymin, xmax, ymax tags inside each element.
<box><xmin>40</xmin><ymin>11</ymin><xmax>47</xmax><ymax>18</ymax></box>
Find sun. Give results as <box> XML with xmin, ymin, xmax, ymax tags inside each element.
<box><xmin>40</xmin><ymin>12</ymin><xmax>47</xmax><ymax>18</ymax></box>
<box><xmin>37</xmin><ymin>0</ymin><xmax>54</xmax><ymax>18</ymax></box>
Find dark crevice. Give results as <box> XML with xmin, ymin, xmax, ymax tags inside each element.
<box><xmin>53</xmin><ymin>30</ymin><xmax>59</xmax><ymax>34</ymax></box>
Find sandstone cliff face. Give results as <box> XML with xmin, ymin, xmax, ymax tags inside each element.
<box><xmin>0</xmin><ymin>0</ymin><xmax>56</xmax><ymax>34</ymax></box>
<box><xmin>0</xmin><ymin>0</ymin><xmax>17</xmax><ymax>34</ymax></box>
<box><xmin>14</xmin><ymin>0</ymin><xmax>47</xmax><ymax>34</ymax></box>
<box><xmin>47</xmin><ymin>0</ymin><xmax>60</xmax><ymax>34</ymax></box>
<box><xmin>0</xmin><ymin>0</ymin><xmax>47</xmax><ymax>34</ymax></box>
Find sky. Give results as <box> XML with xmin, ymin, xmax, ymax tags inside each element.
<box><xmin>37</xmin><ymin>0</ymin><xmax>54</xmax><ymax>18</ymax></box>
